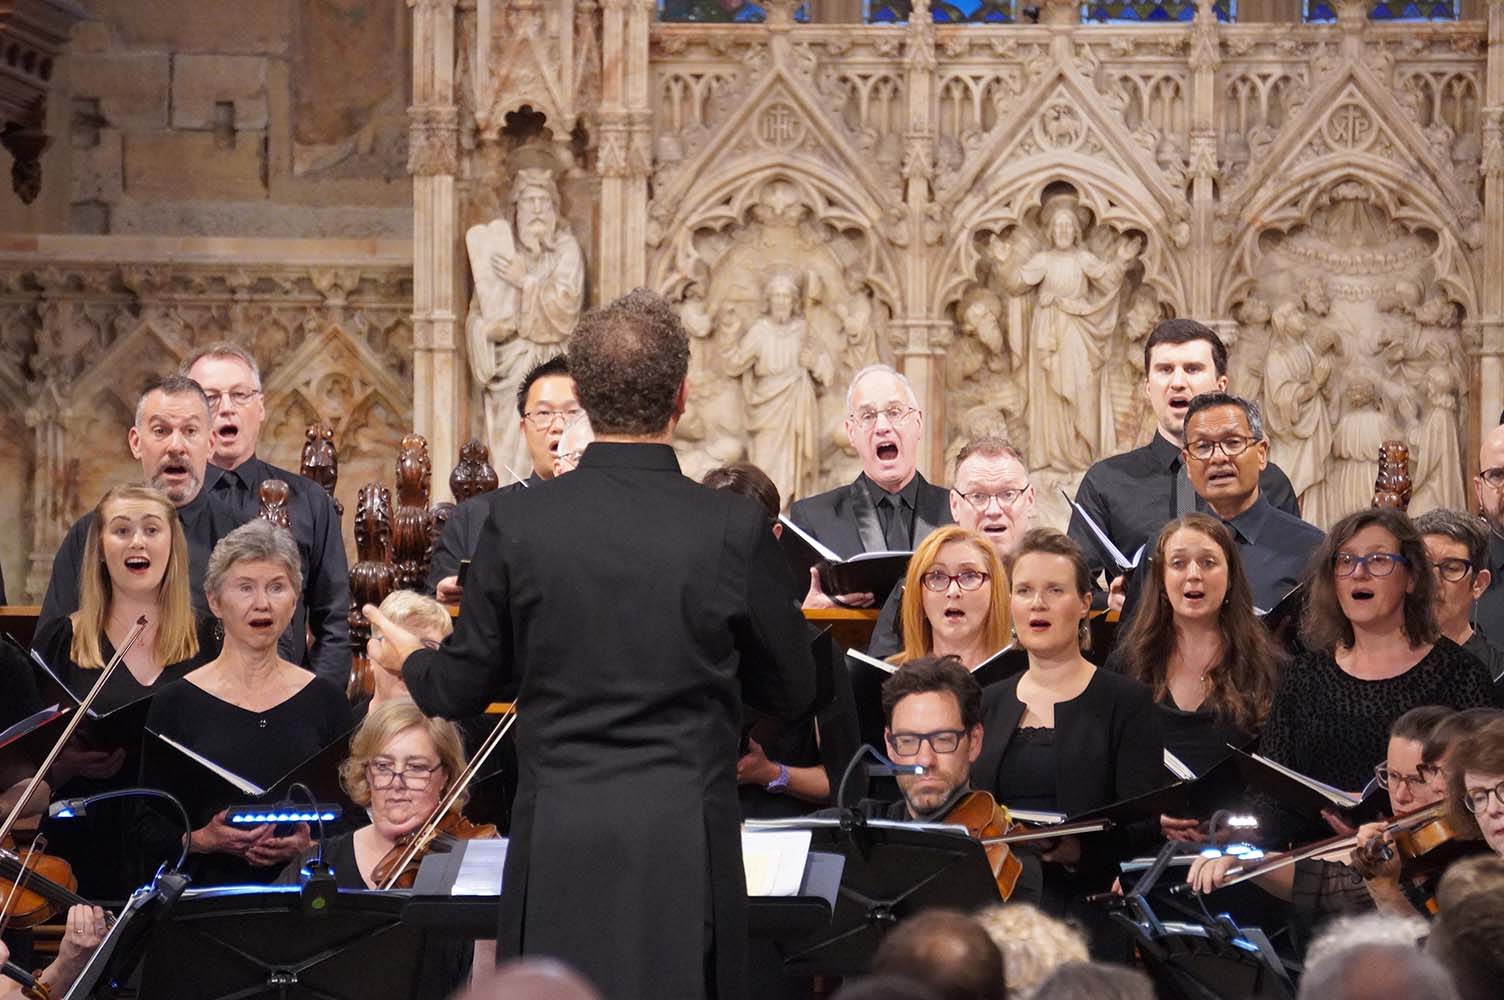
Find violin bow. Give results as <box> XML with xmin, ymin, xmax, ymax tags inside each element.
<box><xmin>378</xmin><ymin>702</ymin><xmax>519</xmax><ymax>890</ymax></box>
<box><xmin>0</xmin><ymin>835</ymin><xmax>45</xmax><ymax>938</ymax></box>
<box><xmin>0</xmin><ymin>616</ymin><xmax>148</xmax><ymax>848</ymax></box>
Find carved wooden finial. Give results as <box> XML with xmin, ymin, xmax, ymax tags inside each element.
<box><xmin>451</xmin><ymin>437</ymin><xmax>501</xmax><ymax>503</ymax></box>
<box><xmin>1372</xmin><ymin>440</ymin><xmax>1413</xmax><ymax>512</ymax></box>
<box><xmin>393</xmin><ymin>433</ymin><xmax>435</xmax><ymax>591</ymax></box>
<box><xmin>300</xmin><ymin>422</ymin><xmax>342</xmax><ymax>518</ymax></box>
<box><xmin>256</xmin><ymin>479</ymin><xmax>292</xmax><ymax>531</ymax></box>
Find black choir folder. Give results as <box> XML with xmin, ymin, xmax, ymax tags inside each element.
<box><xmin>845</xmin><ymin>646</ymin><xmax>1027</xmax><ymax>689</ymax></box>
<box><xmin>1230</xmin><ymin>746</ymin><xmax>1387</xmax><ymax>826</ymax></box>
<box><xmin>27</xmin><ymin>645</ymin><xmax>156</xmax><ymax>752</ymax></box>
<box><xmin>0</xmin><ymin>703</ymin><xmax>70</xmax><ymax>772</ymax></box>
<box><xmin>141</xmin><ymin>726</ymin><xmax>356</xmax><ymax>826</ymax></box>
<box><xmin>777</xmin><ymin>516</ymin><xmax>911</xmax><ymax>605</ymax></box>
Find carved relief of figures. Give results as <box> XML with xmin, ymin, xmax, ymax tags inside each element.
<box><xmin>944</xmin><ymin>287</ymin><xmax>1025</xmax><ymax>465</ymax></box>
<box><xmin>1228</xmin><ymin>296</ymin><xmax>1272</xmax><ymax>412</ymax></box>
<box><xmin>1264</xmin><ymin>301</ymin><xmax>1335</xmax><ymax>526</ymax></box>
<box><xmin>677</xmin><ymin>288</ymin><xmax>748</xmax><ymax>478</ymax></box>
<box><xmin>1411</xmin><ymin>367</ymin><xmax>1466</xmax><ymax>514</ymax></box>
<box><xmin>725</xmin><ymin>273</ymin><xmax>834</xmax><ymax>507</ymax></box>
<box><xmin>465</xmin><ymin>165</ymin><xmax>586</xmax><ymax>477</ymax></box>
<box><xmin>1329</xmin><ymin>376</ymin><xmax>1396</xmax><ymax>521</ymax></box>
<box><xmin>990</xmin><ymin>193</ymin><xmax>1141</xmax><ymax>473</ymax></box>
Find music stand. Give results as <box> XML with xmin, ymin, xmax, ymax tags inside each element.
<box><xmin>773</xmin><ymin>818</ymin><xmax>1001</xmax><ymax>978</ymax></box>
<box><xmin>121</xmin><ymin>886</ymin><xmax>425</xmax><ymax>1000</ymax></box>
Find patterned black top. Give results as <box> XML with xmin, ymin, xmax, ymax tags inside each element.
<box><xmin>1259</xmin><ymin>637</ymin><xmax>1501</xmax><ymax>794</ymax></box>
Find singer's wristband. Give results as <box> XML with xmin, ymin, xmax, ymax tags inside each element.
<box><xmin>765</xmin><ymin>763</ymin><xmax>791</xmax><ymax>793</ymax></box>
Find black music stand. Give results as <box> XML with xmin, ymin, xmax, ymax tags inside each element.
<box><xmin>76</xmin><ymin>885</ymin><xmax>427</xmax><ymax>1000</ymax></box>
<box><xmin>772</xmin><ymin>818</ymin><xmax>1001</xmax><ymax>978</ymax></box>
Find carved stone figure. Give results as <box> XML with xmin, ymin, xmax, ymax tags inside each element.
<box><xmin>1265</xmin><ymin>301</ymin><xmax>1335</xmax><ymax>526</ymax></box>
<box><xmin>678</xmin><ymin>296</ymin><xmax>747</xmax><ymax>479</ymax></box>
<box><xmin>1229</xmin><ymin>296</ymin><xmax>1272</xmax><ymax>410</ymax></box>
<box><xmin>465</xmin><ymin>167</ymin><xmax>586</xmax><ymax>476</ymax></box>
<box><xmin>945</xmin><ymin>287</ymin><xmax>1025</xmax><ymax>459</ymax></box>
<box><xmin>991</xmin><ymin>195</ymin><xmax>1140</xmax><ymax>472</ymax></box>
<box><xmin>1330</xmin><ymin>377</ymin><xmax>1395</xmax><ymax>522</ymax></box>
<box><xmin>1410</xmin><ymin>367</ymin><xmax>1466</xmax><ymax>514</ymax></box>
<box><xmin>1109</xmin><ymin>288</ymin><xmax>1162</xmax><ymax>452</ymax></box>
<box><xmin>451</xmin><ymin>436</ymin><xmax>500</xmax><ymax>503</ymax></box>
<box><xmin>1373</xmin><ymin>440</ymin><xmax>1413</xmax><ymax>512</ymax></box>
<box><xmin>349</xmin><ymin>482</ymin><xmax>398</xmax><ymax>656</ymax></box>
<box><xmin>300</xmin><ymin>421</ymin><xmax>343</xmax><ymax>518</ymax></box>
<box><xmin>256</xmin><ymin>479</ymin><xmax>292</xmax><ymax>531</ymax></box>
<box><xmin>392</xmin><ymin>432</ymin><xmax>435</xmax><ymax>592</ymax></box>
<box><xmin>725</xmin><ymin>273</ymin><xmax>834</xmax><ymax>507</ymax></box>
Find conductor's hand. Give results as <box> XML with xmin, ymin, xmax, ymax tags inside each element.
<box><xmin>435</xmin><ymin>575</ymin><xmax>464</xmax><ymax>605</ymax></box>
<box><xmin>190</xmin><ymin>810</ymin><xmax>270</xmax><ymax>858</ymax></box>
<box><xmin>364</xmin><ymin>605</ymin><xmax>423</xmax><ymax>674</ymax></box>
<box><xmin>1185</xmin><ymin>853</ymin><xmax>1239</xmax><ymax>894</ymax></box>
<box><xmin>246</xmin><ymin>824</ymin><xmax>312</xmax><ymax>869</ymax></box>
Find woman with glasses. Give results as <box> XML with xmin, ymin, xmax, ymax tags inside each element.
<box><xmin>971</xmin><ymin>529</ymin><xmax>1162</xmax><ymax>948</ymax></box>
<box><xmin>1257</xmin><ymin>509</ymin><xmax>1498</xmax><ymax>840</ymax></box>
<box><xmin>1448</xmin><ymin>715</ymin><xmax>1504</xmax><ymax>860</ymax></box>
<box><xmin>894</xmin><ymin>525</ymin><xmax>1012</xmax><ymax>671</ymax></box>
<box><xmin>143</xmin><ymin>520</ymin><xmax>354</xmax><ymax>885</ymax></box>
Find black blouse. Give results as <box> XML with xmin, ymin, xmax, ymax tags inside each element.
<box><xmin>995</xmin><ymin>727</ymin><xmax>1059</xmax><ymax>813</ymax></box>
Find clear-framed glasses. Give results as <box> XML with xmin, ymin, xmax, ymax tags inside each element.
<box><xmin>920</xmin><ymin>569</ymin><xmax>989</xmax><ymax>593</ymax></box>
<box><xmin>1185</xmin><ymin>436</ymin><xmax>1254</xmax><ymax>461</ymax></box>
<box><xmin>1463</xmin><ymin>779</ymin><xmax>1504</xmax><ymax>814</ymax></box>
<box><xmin>1332</xmin><ymin>551</ymin><xmax>1408</xmax><ymax>577</ymax></box>
<box><xmin>1478</xmin><ymin>467</ymin><xmax>1504</xmax><ymax>490</ymax></box>
<box><xmin>952</xmin><ymin>488</ymin><xmax>1027</xmax><ymax>512</ymax></box>
<box><xmin>850</xmin><ymin>405</ymin><xmax>917</xmax><ymax>430</ymax></box>
<box><xmin>366</xmin><ymin>760</ymin><xmax>444</xmax><ymax>790</ymax></box>
<box><xmin>203</xmin><ymin>388</ymin><xmax>262</xmax><ymax>412</ymax></box>
<box><xmin>1374</xmin><ymin>761</ymin><xmax>1442</xmax><ymax>793</ymax></box>
<box><xmin>1433</xmin><ymin>557</ymin><xmax>1474</xmax><ymax>583</ymax></box>
<box><xmin>888</xmin><ymin>729</ymin><xmax>966</xmax><ymax>757</ymax></box>
<box><xmin>523</xmin><ymin>408</ymin><xmax>583</xmax><ymax>431</ymax></box>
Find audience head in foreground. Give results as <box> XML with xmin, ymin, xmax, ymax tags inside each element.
<box><xmin>1298</xmin><ymin>913</ymin><xmax>1454</xmax><ymax>1000</ymax></box>
<box><xmin>1427</xmin><ymin>855</ymin><xmax>1504</xmax><ymax>1000</ymax></box>
<box><xmin>974</xmin><ymin>903</ymin><xmax>1089</xmax><ymax>997</ymax></box>
<box><xmin>1030</xmin><ymin>961</ymin><xmax>1155</xmax><ymax>1000</ymax></box>
<box><xmin>871</xmin><ymin>909</ymin><xmax>1004</xmax><ymax>1000</ymax></box>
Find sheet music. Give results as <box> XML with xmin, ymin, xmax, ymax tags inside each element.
<box><xmin>1059</xmin><ymin>489</ymin><xmax>1143</xmax><ymax>572</ymax></box>
<box><xmin>741</xmin><ymin>830</ymin><xmax>812</xmax><ymax>897</ymax></box>
<box><xmin>451</xmin><ymin>839</ymin><xmax>509</xmax><ymax>896</ymax></box>
<box><xmin>844</xmin><ymin>648</ymin><xmax>897</xmax><ymax>674</ymax></box>
<box><xmin>777</xmin><ymin>515</ymin><xmax>841</xmax><ymax>562</ymax></box>
<box><xmin>1164</xmin><ymin>749</ymin><xmax>1197</xmax><ymax>781</ymax></box>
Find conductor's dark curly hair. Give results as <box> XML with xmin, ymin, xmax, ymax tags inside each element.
<box><xmin>567</xmin><ymin>288</ymin><xmax>690</xmax><ymax>436</ymax></box>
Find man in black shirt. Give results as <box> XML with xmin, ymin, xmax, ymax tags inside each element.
<box><xmin>1068</xmin><ymin>320</ymin><xmax>1299</xmax><ymax>596</ymax></box>
<box><xmin>426</xmin><ymin>355</ymin><xmax>578</xmax><ymax>603</ymax></box>
<box><xmin>1416</xmin><ymin>507</ymin><xmax>1504</xmax><ymax>684</ymax></box>
<box><xmin>38</xmin><ymin>375</ymin><xmax>245</xmax><ymax>636</ymax></box>
<box><xmin>184</xmin><ymin>344</ymin><xmax>350</xmax><ymax>687</ymax></box>
<box><xmin>869</xmin><ymin>656</ymin><xmax>986</xmax><ymax>822</ymax></box>
<box><xmin>1182</xmin><ymin>392</ymin><xmax>1322</xmax><ymax>612</ymax></box>
<box><xmin>1475</xmin><ymin>423</ymin><xmax>1504</xmax><ymax>643</ymax></box>
<box><xmin>791</xmin><ymin>364</ymin><xmax>952</xmax><ymax>606</ymax></box>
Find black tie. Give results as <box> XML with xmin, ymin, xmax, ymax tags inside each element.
<box><xmin>220</xmin><ymin>471</ymin><xmax>251</xmax><ymax>517</ymax></box>
<box><xmin>1173</xmin><ymin>460</ymin><xmax>1196</xmax><ymax>518</ymax></box>
<box><xmin>878</xmin><ymin>496</ymin><xmax>909</xmax><ymax>551</ymax></box>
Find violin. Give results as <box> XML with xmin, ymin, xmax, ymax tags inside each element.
<box><xmin>371</xmin><ymin>812</ymin><xmax>500</xmax><ymax>889</ymax></box>
<box><xmin>1349</xmin><ymin>803</ymin><xmax>1467</xmax><ymax>881</ymax></box>
<box><xmin>0</xmin><ymin>836</ymin><xmax>88</xmax><ymax>929</ymax></box>
<box><xmin>940</xmin><ymin>791</ymin><xmax>1024</xmax><ymax>900</ymax></box>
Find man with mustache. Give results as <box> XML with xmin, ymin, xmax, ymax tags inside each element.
<box><xmin>37</xmin><ymin>373</ymin><xmax>245</xmax><ymax>631</ymax></box>
<box><xmin>183</xmin><ymin>343</ymin><xmax>350</xmax><ymax>687</ymax></box>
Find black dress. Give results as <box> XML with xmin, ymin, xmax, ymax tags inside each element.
<box><xmin>31</xmin><ymin>616</ymin><xmax>217</xmax><ymax>900</ymax></box>
<box><xmin>142</xmin><ymin>674</ymin><xmax>353</xmax><ymax>886</ymax></box>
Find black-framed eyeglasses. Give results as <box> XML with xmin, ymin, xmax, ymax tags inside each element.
<box><xmin>1184</xmin><ymin>436</ymin><xmax>1254</xmax><ymax>461</ymax></box>
<box><xmin>1433</xmin><ymin>557</ymin><xmax>1474</xmax><ymax>583</ymax></box>
<box><xmin>523</xmin><ymin>408</ymin><xmax>583</xmax><ymax>431</ymax></box>
<box><xmin>1374</xmin><ymin>761</ymin><xmax>1442</xmax><ymax>793</ymax></box>
<box><xmin>952</xmin><ymin>488</ymin><xmax>1027</xmax><ymax>512</ymax></box>
<box><xmin>920</xmin><ymin>569</ymin><xmax>990</xmax><ymax>593</ymax></box>
<box><xmin>1332</xmin><ymin>551</ymin><xmax>1409</xmax><ymax>577</ymax></box>
<box><xmin>850</xmin><ymin>405</ymin><xmax>917</xmax><ymax>430</ymax></box>
<box><xmin>1478</xmin><ymin>467</ymin><xmax>1504</xmax><ymax>490</ymax></box>
<box><xmin>366</xmin><ymin>761</ymin><xmax>444</xmax><ymax>790</ymax></box>
<box><xmin>203</xmin><ymin>388</ymin><xmax>262</xmax><ymax>411</ymax></box>
<box><xmin>888</xmin><ymin>729</ymin><xmax>966</xmax><ymax>756</ymax></box>
<box><xmin>1463</xmin><ymin>778</ymin><xmax>1504</xmax><ymax>814</ymax></box>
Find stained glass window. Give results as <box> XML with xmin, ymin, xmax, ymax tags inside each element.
<box><xmin>657</xmin><ymin>0</ymin><xmax>809</xmax><ymax>22</ymax></box>
<box><xmin>1303</xmin><ymin>0</ymin><xmax>1456</xmax><ymax>20</ymax></box>
<box><xmin>864</xmin><ymin>0</ymin><xmax>1015</xmax><ymax>22</ymax></box>
<box><xmin>1080</xmin><ymin>0</ymin><xmax>1234</xmax><ymax>22</ymax></box>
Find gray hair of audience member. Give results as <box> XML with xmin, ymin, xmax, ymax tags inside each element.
<box><xmin>1427</xmin><ymin>855</ymin><xmax>1504</xmax><ymax>1000</ymax></box>
<box><xmin>1302</xmin><ymin>912</ymin><xmax>1428</xmax><ymax>970</ymax></box>
<box><xmin>1414</xmin><ymin>507</ymin><xmax>1493</xmax><ymax>575</ymax></box>
<box><xmin>446</xmin><ymin>958</ymin><xmax>601</xmax><ymax>1000</ymax></box>
<box><xmin>179</xmin><ymin>341</ymin><xmax>263</xmax><ymax>388</ymax></box>
<box><xmin>845</xmin><ymin>363</ymin><xmax>919</xmax><ymax>414</ymax></box>
<box><xmin>135</xmin><ymin>372</ymin><xmax>211</xmax><ymax>428</ymax></box>
<box><xmin>871</xmin><ymin>909</ymin><xmax>1004</xmax><ymax>1000</ymax></box>
<box><xmin>567</xmin><ymin>288</ymin><xmax>689</xmax><ymax>436</ymax></box>
<box><xmin>1182</xmin><ymin>391</ymin><xmax>1265</xmax><ymax>441</ymax></box>
<box><xmin>1299</xmin><ymin>943</ymin><xmax>1457</xmax><ymax>1000</ymax></box>
<box><xmin>204</xmin><ymin>519</ymin><xmax>304</xmax><ymax>602</ymax></box>
<box><xmin>830</xmin><ymin>975</ymin><xmax>942</xmax><ymax>1000</ymax></box>
<box><xmin>1030</xmin><ymin>961</ymin><xmax>1155</xmax><ymax>1000</ymax></box>
<box><xmin>974</xmin><ymin>903</ymin><xmax>1088</xmax><ymax>996</ymax></box>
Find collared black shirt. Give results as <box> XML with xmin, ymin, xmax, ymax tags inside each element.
<box><xmin>1477</xmin><ymin>531</ymin><xmax>1504</xmax><ymax>647</ymax></box>
<box><xmin>208</xmin><ymin>456</ymin><xmax>350</xmax><ymax>686</ymax></box>
<box><xmin>863</xmin><ymin>472</ymin><xmax>924</xmax><ymax>550</ymax></box>
<box><xmin>1069</xmin><ymin>433</ymin><xmax>1300</xmax><ymax>577</ymax></box>
<box><xmin>1463</xmin><ymin>625</ymin><xmax>1504</xmax><ymax>686</ymax></box>
<box><xmin>425</xmin><ymin>474</ymin><xmax>541</xmax><ymax>593</ymax></box>
<box><xmin>37</xmin><ymin>475</ymin><xmax>246</xmax><ymax>637</ymax></box>
<box><xmin>1221</xmin><ymin>496</ymin><xmax>1324</xmax><ymax>612</ymax></box>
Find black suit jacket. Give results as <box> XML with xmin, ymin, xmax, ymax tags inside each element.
<box><xmin>424</xmin><ymin>476</ymin><xmax>537</xmax><ymax>593</ymax></box>
<box><xmin>787</xmin><ymin>472</ymin><xmax>953</xmax><ymax>558</ymax></box>
<box><xmin>402</xmin><ymin>442</ymin><xmax>816</xmax><ymax>999</ymax></box>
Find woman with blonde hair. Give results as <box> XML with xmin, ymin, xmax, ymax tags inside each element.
<box><xmin>895</xmin><ymin>524</ymin><xmax>1012</xmax><ymax>671</ymax></box>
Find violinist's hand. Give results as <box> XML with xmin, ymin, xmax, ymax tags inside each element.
<box><xmin>1041</xmin><ymin>835</ymin><xmax>1082</xmax><ymax>867</ymax></box>
<box><xmin>364</xmin><ymin>605</ymin><xmax>423</xmax><ymax>673</ymax></box>
<box><xmin>51</xmin><ymin>744</ymin><xmax>127</xmax><ymax>784</ymax></box>
<box><xmin>190</xmin><ymin>811</ymin><xmax>270</xmax><ymax>858</ymax></box>
<box><xmin>1321</xmin><ymin>808</ymin><xmax>1359</xmax><ymax>838</ymax></box>
<box><xmin>736</xmin><ymin>739</ymin><xmax>778</xmax><ymax>786</ymax></box>
<box><xmin>245</xmin><ymin>824</ymin><xmax>312</xmax><ymax>869</ymax></box>
<box><xmin>1160</xmin><ymin>814</ymin><xmax>1203</xmax><ymax>843</ymax></box>
<box><xmin>0</xmin><ymin>777</ymin><xmax>49</xmax><ymax>820</ymax></box>
<box><xmin>435</xmin><ymin>575</ymin><xmax>464</xmax><ymax>605</ymax></box>
<box><xmin>1185</xmin><ymin>853</ymin><xmax>1239</xmax><ymax>894</ymax></box>
<box><xmin>55</xmin><ymin>904</ymin><xmax>108</xmax><ymax>967</ymax></box>
<box><xmin>1350</xmin><ymin>821</ymin><xmax>1402</xmax><ymax>884</ymax></box>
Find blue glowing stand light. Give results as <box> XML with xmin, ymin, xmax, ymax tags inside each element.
<box><xmin>227</xmin><ymin>810</ymin><xmax>339</xmax><ymax>824</ymax></box>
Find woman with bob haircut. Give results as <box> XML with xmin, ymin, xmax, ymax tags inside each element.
<box><xmin>894</xmin><ymin>524</ymin><xmax>1012</xmax><ymax>671</ymax></box>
